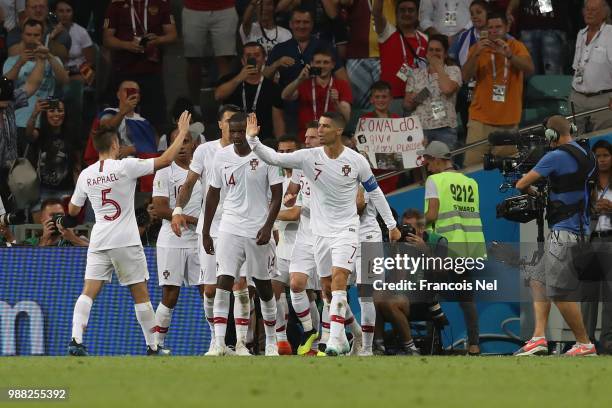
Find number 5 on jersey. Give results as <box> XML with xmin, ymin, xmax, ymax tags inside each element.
<box><xmin>101</xmin><ymin>188</ymin><xmax>121</xmax><ymax>221</ymax></box>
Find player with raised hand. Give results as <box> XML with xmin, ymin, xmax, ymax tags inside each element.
<box><xmin>151</xmin><ymin>127</ymin><xmax>201</xmax><ymax>353</ymax></box>
<box><xmin>203</xmin><ymin>112</ymin><xmax>284</xmax><ymax>356</ymax></box>
<box><xmin>170</xmin><ymin>105</ymin><xmax>249</xmax><ymax>355</ymax></box>
<box><xmin>246</xmin><ymin>111</ymin><xmax>400</xmax><ymax>356</ymax></box>
<box><xmin>67</xmin><ymin>111</ymin><xmax>192</xmax><ymax>356</ymax></box>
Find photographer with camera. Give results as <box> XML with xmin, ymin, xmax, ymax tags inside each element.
<box><xmin>514</xmin><ymin>115</ymin><xmax>597</xmax><ymax>357</ymax></box>
<box><xmin>23</xmin><ymin>197</ymin><xmax>88</xmax><ymax>247</ymax></box>
<box><xmin>0</xmin><ymin>195</ymin><xmax>20</xmax><ymax>245</ymax></box>
<box><xmin>281</xmin><ymin>47</ymin><xmax>352</xmax><ymax>141</ymax></box>
<box><xmin>420</xmin><ymin>141</ymin><xmax>484</xmax><ymax>354</ymax></box>
<box><xmin>215</xmin><ymin>42</ymin><xmax>285</xmax><ymax>140</ymax></box>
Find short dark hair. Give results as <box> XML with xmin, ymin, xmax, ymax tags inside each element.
<box><xmin>41</xmin><ymin>197</ymin><xmax>64</xmax><ymax>213</ymax></box>
<box><xmin>402</xmin><ymin>208</ymin><xmax>424</xmax><ymax>221</ymax></box>
<box><xmin>306</xmin><ymin>120</ymin><xmax>319</xmax><ymax>130</ymax></box>
<box><xmin>313</xmin><ymin>47</ymin><xmax>335</xmax><ymax>61</ymax></box>
<box><xmin>291</xmin><ymin>6</ymin><xmax>314</xmax><ymax>21</ymax></box>
<box><xmin>217</xmin><ymin>104</ymin><xmax>242</xmax><ymax>121</ymax></box>
<box><xmin>228</xmin><ymin>111</ymin><xmax>248</xmax><ymax>125</ymax></box>
<box><xmin>487</xmin><ymin>9</ymin><xmax>508</xmax><ymax>24</ymax></box>
<box><xmin>396</xmin><ymin>0</ymin><xmax>419</xmax><ymax>13</ymax></box>
<box><xmin>93</xmin><ymin>126</ymin><xmax>119</xmax><ymax>153</ymax></box>
<box><xmin>54</xmin><ymin>0</ymin><xmax>74</xmax><ymax>10</ymax></box>
<box><xmin>263</xmin><ymin>138</ymin><xmax>278</xmax><ymax>150</ymax></box>
<box><xmin>277</xmin><ymin>134</ymin><xmax>299</xmax><ymax>145</ymax></box>
<box><xmin>243</xmin><ymin>41</ymin><xmax>267</xmax><ymax>56</ymax></box>
<box><xmin>428</xmin><ymin>34</ymin><xmax>450</xmax><ymax>53</ymax></box>
<box><xmin>470</xmin><ymin>0</ymin><xmax>490</xmax><ymax>13</ymax></box>
<box><xmin>320</xmin><ymin>111</ymin><xmax>346</xmax><ymax>130</ymax></box>
<box><xmin>23</xmin><ymin>18</ymin><xmax>44</xmax><ymax>32</ymax></box>
<box><xmin>593</xmin><ymin>139</ymin><xmax>612</xmax><ymax>155</ymax></box>
<box><xmin>370</xmin><ymin>80</ymin><xmax>392</xmax><ymax>93</ymax></box>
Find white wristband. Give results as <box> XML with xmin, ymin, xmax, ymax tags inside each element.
<box><xmin>172</xmin><ymin>207</ymin><xmax>183</xmax><ymax>216</ymax></box>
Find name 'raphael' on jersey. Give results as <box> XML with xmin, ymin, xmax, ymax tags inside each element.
<box><xmin>153</xmin><ymin>162</ymin><xmax>202</xmax><ymax>248</ymax></box>
<box><xmin>190</xmin><ymin>140</ymin><xmax>224</xmax><ymax>237</ymax></box>
<box><xmin>251</xmin><ymin>141</ymin><xmax>375</xmax><ymax>237</ymax></box>
<box><xmin>71</xmin><ymin>158</ymin><xmax>154</xmax><ymax>251</ymax></box>
<box><xmin>210</xmin><ymin>145</ymin><xmax>284</xmax><ymax>239</ymax></box>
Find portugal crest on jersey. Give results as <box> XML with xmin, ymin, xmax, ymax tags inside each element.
<box><xmin>250</xmin><ymin>158</ymin><xmax>259</xmax><ymax>170</ymax></box>
<box><xmin>342</xmin><ymin>164</ymin><xmax>351</xmax><ymax>176</ymax></box>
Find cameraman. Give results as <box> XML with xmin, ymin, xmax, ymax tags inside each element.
<box><xmin>23</xmin><ymin>197</ymin><xmax>88</xmax><ymax>247</ymax></box>
<box><xmin>0</xmin><ymin>195</ymin><xmax>17</xmax><ymax>245</ymax></box>
<box><xmin>515</xmin><ymin>115</ymin><xmax>596</xmax><ymax>357</ymax></box>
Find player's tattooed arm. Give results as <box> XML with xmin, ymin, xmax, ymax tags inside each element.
<box><xmin>171</xmin><ymin>170</ymin><xmax>199</xmax><ymax>236</ymax></box>
<box><xmin>257</xmin><ymin>183</ymin><xmax>283</xmax><ymax>245</ymax></box>
<box><xmin>202</xmin><ymin>186</ymin><xmax>220</xmax><ymax>254</ymax></box>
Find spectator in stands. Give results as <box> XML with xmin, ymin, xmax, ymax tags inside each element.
<box><xmin>345</xmin><ymin>0</ymin><xmax>396</xmax><ymax>109</ymax></box>
<box><xmin>72</xmin><ymin>0</ymin><xmax>109</xmax><ymax>45</ymax></box>
<box><xmin>54</xmin><ymin>0</ymin><xmax>95</xmax><ymax>85</ymax></box>
<box><xmin>7</xmin><ymin>0</ymin><xmax>70</xmax><ymax>60</ymax></box>
<box><xmin>404</xmin><ymin>35</ymin><xmax>461</xmax><ymax>150</ymax></box>
<box><xmin>450</xmin><ymin>0</ymin><xmax>491</xmax><ymax>145</ymax></box>
<box><xmin>373</xmin><ymin>0</ymin><xmax>427</xmax><ymax>115</ymax></box>
<box><xmin>505</xmin><ymin>0</ymin><xmax>570</xmax><ymax>75</ymax></box>
<box><xmin>265</xmin><ymin>6</ymin><xmax>348</xmax><ymax>89</ymax></box>
<box><xmin>215</xmin><ymin>42</ymin><xmax>285</xmax><ymax>140</ymax></box>
<box><xmin>569</xmin><ymin>0</ymin><xmax>612</xmax><ymax>133</ymax></box>
<box><xmin>183</xmin><ymin>0</ymin><xmax>238</xmax><ymax>111</ymax></box>
<box><xmin>419</xmin><ymin>0</ymin><xmax>472</xmax><ymax>43</ymax></box>
<box><xmin>281</xmin><ymin>47</ymin><xmax>352</xmax><ymax>140</ymax></box>
<box><xmin>362</xmin><ymin>80</ymin><xmax>399</xmax><ymax>119</ymax></box>
<box><xmin>240</xmin><ymin>0</ymin><xmax>292</xmax><ymax>55</ymax></box>
<box><xmin>23</xmin><ymin>197</ymin><xmax>88</xmax><ymax>246</ymax></box>
<box><xmin>99</xmin><ymin>80</ymin><xmax>157</xmax><ymax>159</ymax></box>
<box><xmin>0</xmin><ymin>0</ymin><xmax>25</xmax><ymax>34</ymax></box>
<box><xmin>0</xmin><ymin>192</ymin><xmax>17</xmax><ymax>245</ymax></box>
<box><xmin>3</xmin><ymin>19</ymin><xmax>68</xmax><ymax>140</ymax></box>
<box><xmin>103</xmin><ymin>0</ymin><xmax>177</xmax><ymax>133</ymax></box>
<box><xmin>25</xmin><ymin>98</ymin><xmax>79</xmax><ymax>223</ymax></box>
<box><xmin>461</xmin><ymin>10</ymin><xmax>533</xmax><ymax>167</ymax></box>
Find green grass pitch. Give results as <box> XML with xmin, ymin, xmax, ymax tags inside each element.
<box><xmin>1</xmin><ymin>356</ymin><xmax>610</xmax><ymax>407</ymax></box>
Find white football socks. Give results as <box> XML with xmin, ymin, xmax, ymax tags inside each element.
<box><xmin>233</xmin><ymin>288</ymin><xmax>250</xmax><ymax>344</ymax></box>
<box><xmin>275</xmin><ymin>292</ymin><xmax>288</xmax><ymax>342</ymax></box>
<box><xmin>213</xmin><ymin>289</ymin><xmax>230</xmax><ymax>348</ymax></box>
<box><xmin>154</xmin><ymin>303</ymin><xmax>173</xmax><ymax>346</ymax></box>
<box><xmin>134</xmin><ymin>301</ymin><xmax>156</xmax><ymax>349</ymax></box>
<box><xmin>290</xmin><ymin>289</ymin><xmax>313</xmax><ymax>332</ymax></box>
<box><xmin>71</xmin><ymin>294</ymin><xmax>92</xmax><ymax>344</ymax></box>
<box><xmin>329</xmin><ymin>291</ymin><xmax>347</xmax><ymax>343</ymax></box>
<box><xmin>260</xmin><ymin>297</ymin><xmax>278</xmax><ymax>347</ymax></box>
<box><xmin>358</xmin><ymin>297</ymin><xmax>375</xmax><ymax>352</ymax></box>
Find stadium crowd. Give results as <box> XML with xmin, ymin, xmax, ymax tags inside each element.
<box><xmin>0</xmin><ymin>0</ymin><xmax>611</xmax><ymax>357</ymax></box>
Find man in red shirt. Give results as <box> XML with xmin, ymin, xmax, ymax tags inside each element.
<box><xmin>373</xmin><ymin>0</ymin><xmax>427</xmax><ymax>116</ymax></box>
<box><xmin>281</xmin><ymin>48</ymin><xmax>352</xmax><ymax>141</ymax></box>
<box><xmin>183</xmin><ymin>1</ymin><xmax>238</xmax><ymax>110</ymax></box>
<box><xmin>103</xmin><ymin>0</ymin><xmax>177</xmax><ymax>133</ymax></box>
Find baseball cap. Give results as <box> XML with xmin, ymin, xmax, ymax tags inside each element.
<box><xmin>416</xmin><ymin>141</ymin><xmax>452</xmax><ymax>159</ymax></box>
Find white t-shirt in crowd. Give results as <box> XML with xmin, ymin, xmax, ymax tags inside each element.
<box><xmin>251</xmin><ymin>141</ymin><xmax>378</xmax><ymax>237</ymax></box>
<box><xmin>190</xmin><ymin>139</ymin><xmax>224</xmax><ymax>237</ymax></box>
<box><xmin>0</xmin><ymin>0</ymin><xmax>25</xmax><ymax>32</ymax></box>
<box><xmin>275</xmin><ymin>176</ymin><xmax>299</xmax><ymax>260</ymax></box>
<box><xmin>209</xmin><ymin>145</ymin><xmax>284</xmax><ymax>239</ymax></box>
<box><xmin>595</xmin><ymin>185</ymin><xmax>612</xmax><ymax>232</ymax></box>
<box><xmin>153</xmin><ymin>162</ymin><xmax>202</xmax><ymax>248</ymax></box>
<box><xmin>66</xmin><ymin>23</ymin><xmax>93</xmax><ymax>70</ymax></box>
<box><xmin>71</xmin><ymin>158</ymin><xmax>155</xmax><ymax>251</ymax></box>
<box><xmin>239</xmin><ymin>23</ymin><xmax>292</xmax><ymax>55</ymax></box>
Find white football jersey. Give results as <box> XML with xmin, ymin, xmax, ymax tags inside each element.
<box><xmin>275</xmin><ymin>176</ymin><xmax>299</xmax><ymax>260</ymax></box>
<box><xmin>291</xmin><ymin>169</ymin><xmax>314</xmax><ymax>246</ymax></box>
<box><xmin>153</xmin><ymin>162</ymin><xmax>202</xmax><ymax>248</ymax></box>
<box><xmin>251</xmin><ymin>141</ymin><xmax>376</xmax><ymax>237</ymax></box>
<box><xmin>210</xmin><ymin>145</ymin><xmax>284</xmax><ymax>239</ymax></box>
<box><xmin>360</xmin><ymin>191</ymin><xmax>383</xmax><ymax>240</ymax></box>
<box><xmin>190</xmin><ymin>140</ymin><xmax>224</xmax><ymax>237</ymax></box>
<box><xmin>71</xmin><ymin>158</ymin><xmax>154</xmax><ymax>251</ymax></box>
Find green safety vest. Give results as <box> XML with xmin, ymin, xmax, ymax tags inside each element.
<box><xmin>424</xmin><ymin>171</ymin><xmax>486</xmax><ymax>258</ymax></box>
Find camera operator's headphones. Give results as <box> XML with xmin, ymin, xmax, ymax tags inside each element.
<box><xmin>543</xmin><ymin>116</ymin><xmax>578</xmax><ymax>143</ymax></box>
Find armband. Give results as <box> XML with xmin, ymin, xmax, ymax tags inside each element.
<box><xmin>172</xmin><ymin>207</ymin><xmax>183</xmax><ymax>216</ymax></box>
<box><xmin>362</xmin><ymin>176</ymin><xmax>379</xmax><ymax>192</ymax></box>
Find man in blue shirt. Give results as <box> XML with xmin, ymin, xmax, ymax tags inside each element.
<box><xmin>515</xmin><ymin>115</ymin><xmax>597</xmax><ymax>357</ymax></box>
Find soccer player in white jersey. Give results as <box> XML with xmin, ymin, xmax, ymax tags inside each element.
<box><xmin>203</xmin><ymin>112</ymin><xmax>283</xmax><ymax>356</ymax></box>
<box><xmin>151</xmin><ymin>128</ymin><xmax>201</xmax><ymax>353</ymax></box>
<box><xmin>67</xmin><ymin>112</ymin><xmax>192</xmax><ymax>356</ymax></box>
<box><xmin>247</xmin><ymin>111</ymin><xmax>401</xmax><ymax>356</ymax></box>
<box><xmin>171</xmin><ymin>105</ymin><xmax>250</xmax><ymax>355</ymax></box>
<box><xmin>272</xmin><ymin>135</ymin><xmax>301</xmax><ymax>355</ymax></box>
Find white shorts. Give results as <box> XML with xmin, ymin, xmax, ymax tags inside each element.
<box><xmin>157</xmin><ymin>246</ymin><xmax>200</xmax><ymax>287</ymax></box>
<box><xmin>216</xmin><ymin>231</ymin><xmax>276</xmax><ymax>281</ymax></box>
<box><xmin>356</xmin><ymin>231</ymin><xmax>384</xmax><ymax>285</ymax></box>
<box><xmin>273</xmin><ymin>257</ymin><xmax>290</xmax><ymax>285</ymax></box>
<box><xmin>289</xmin><ymin>243</ymin><xmax>317</xmax><ymax>277</ymax></box>
<box><xmin>307</xmin><ymin>272</ymin><xmax>320</xmax><ymax>291</ymax></box>
<box><xmin>85</xmin><ymin>246</ymin><xmax>149</xmax><ymax>286</ymax></box>
<box><xmin>198</xmin><ymin>234</ymin><xmax>218</xmax><ymax>285</ymax></box>
<box><xmin>314</xmin><ymin>229</ymin><xmax>359</xmax><ymax>278</ymax></box>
